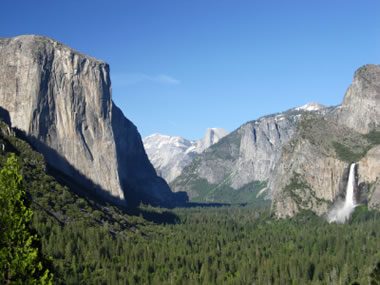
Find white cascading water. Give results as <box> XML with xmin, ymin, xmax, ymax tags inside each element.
<box><xmin>328</xmin><ymin>163</ymin><xmax>357</xmax><ymax>223</ymax></box>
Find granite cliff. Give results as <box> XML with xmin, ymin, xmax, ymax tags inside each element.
<box><xmin>336</xmin><ymin>65</ymin><xmax>380</xmax><ymax>133</ymax></box>
<box><xmin>172</xmin><ymin>65</ymin><xmax>380</xmax><ymax>215</ymax></box>
<box><xmin>0</xmin><ymin>35</ymin><xmax>185</xmax><ymax>206</ymax></box>
<box><xmin>171</xmin><ymin>104</ymin><xmax>326</xmax><ymax>204</ymax></box>
<box><xmin>271</xmin><ymin>65</ymin><xmax>380</xmax><ymax>217</ymax></box>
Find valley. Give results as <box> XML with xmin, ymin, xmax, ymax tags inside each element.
<box><xmin>0</xmin><ymin>33</ymin><xmax>379</xmax><ymax>284</ymax></box>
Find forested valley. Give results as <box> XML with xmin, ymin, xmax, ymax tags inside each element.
<box><xmin>0</xmin><ymin>120</ymin><xmax>380</xmax><ymax>284</ymax></box>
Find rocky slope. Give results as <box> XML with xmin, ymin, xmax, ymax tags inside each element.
<box><xmin>0</xmin><ymin>35</ymin><xmax>185</xmax><ymax>206</ymax></box>
<box><xmin>143</xmin><ymin>128</ymin><xmax>228</xmax><ymax>183</ymax></box>
<box><xmin>171</xmin><ymin>104</ymin><xmax>327</xmax><ymax>204</ymax></box>
<box><xmin>271</xmin><ymin>65</ymin><xmax>380</xmax><ymax>218</ymax></box>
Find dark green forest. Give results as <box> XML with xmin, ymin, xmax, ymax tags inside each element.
<box><xmin>0</xmin><ymin>121</ymin><xmax>380</xmax><ymax>285</ymax></box>
<box><xmin>33</xmin><ymin>206</ymin><xmax>380</xmax><ymax>284</ymax></box>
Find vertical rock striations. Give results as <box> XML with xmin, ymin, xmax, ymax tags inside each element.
<box><xmin>271</xmin><ymin>65</ymin><xmax>380</xmax><ymax>218</ymax></box>
<box><xmin>358</xmin><ymin>146</ymin><xmax>380</xmax><ymax>210</ymax></box>
<box><xmin>337</xmin><ymin>64</ymin><xmax>380</xmax><ymax>133</ymax></box>
<box><xmin>0</xmin><ymin>35</ymin><xmax>183</xmax><ymax>206</ymax></box>
<box><xmin>171</xmin><ymin>106</ymin><xmax>327</xmax><ymax>203</ymax></box>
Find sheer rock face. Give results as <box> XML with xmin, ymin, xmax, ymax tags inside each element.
<box><xmin>269</xmin><ymin>130</ymin><xmax>347</xmax><ymax>218</ymax></box>
<box><xmin>271</xmin><ymin>65</ymin><xmax>380</xmax><ymax>218</ymax></box>
<box><xmin>170</xmin><ymin>108</ymin><xmax>323</xmax><ymax>199</ymax></box>
<box><xmin>223</xmin><ymin>115</ymin><xmax>298</xmax><ymax>189</ymax></box>
<box><xmin>200</xmin><ymin>128</ymin><xmax>229</xmax><ymax>150</ymax></box>
<box><xmin>337</xmin><ymin>64</ymin><xmax>380</xmax><ymax>133</ymax></box>
<box><xmin>271</xmin><ymin>142</ymin><xmax>380</xmax><ymax>216</ymax></box>
<box><xmin>143</xmin><ymin>134</ymin><xmax>195</xmax><ymax>183</ymax></box>
<box><xmin>0</xmin><ymin>35</ymin><xmax>178</xmax><ymax>205</ymax></box>
<box><xmin>358</xmin><ymin>146</ymin><xmax>380</xmax><ymax>210</ymax></box>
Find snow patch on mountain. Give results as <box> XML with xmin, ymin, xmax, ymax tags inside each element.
<box><xmin>143</xmin><ymin>128</ymin><xmax>229</xmax><ymax>183</ymax></box>
<box><xmin>294</xmin><ymin>102</ymin><xmax>325</xmax><ymax>112</ymax></box>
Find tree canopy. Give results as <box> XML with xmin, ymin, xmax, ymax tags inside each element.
<box><xmin>0</xmin><ymin>154</ymin><xmax>53</xmax><ymax>284</ymax></box>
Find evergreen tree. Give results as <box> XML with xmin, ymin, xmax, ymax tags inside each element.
<box><xmin>0</xmin><ymin>154</ymin><xmax>53</xmax><ymax>284</ymax></box>
<box><xmin>371</xmin><ymin>262</ymin><xmax>380</xmax><ymax>285</ymax></box>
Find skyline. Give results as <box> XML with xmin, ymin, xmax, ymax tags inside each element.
<box><xmin>1</xmin><ymin>0</ymin><xmax>380</xmax><ymax>139</ymax></box>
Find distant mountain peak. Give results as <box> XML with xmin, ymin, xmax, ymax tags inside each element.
<box><xmin>143</xmin><ymin>128</ymin><xmax>229</xmax><ymax>183</ymax></box>
<box><xmin>294</xmin><ymin>102</ymin><xmax>326</xmax><ymax>112</ymax></box>
<box><xmin>200</xmin><ymin>128</ymin><xmax>229</xmax><ymax>149</ymax></box>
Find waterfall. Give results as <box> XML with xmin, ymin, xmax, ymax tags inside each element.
<box><xmin>328</xmin><ymin>163</ymin><xmax>357</xmax><ymax>223</ymax></box>
<box><xmin>344</xmin><ymin>163</ymin><xmax>356</xmax><ymax>209</ymax></box>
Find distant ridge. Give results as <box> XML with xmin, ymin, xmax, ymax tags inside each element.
<box><xmin>143</xmin><ymin>128</ymin><xmax>228</xmax><ymax>183</ymax></box>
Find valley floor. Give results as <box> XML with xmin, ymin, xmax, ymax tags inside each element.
<box><xmin>35</xmin><ymin>205</ymin><xmax>380</xmax><ymax>284</ymax></box>
<box><xmin>1</xmin><ymin>124</ymin><xmax>379</xmax><ymax>284</ymax></box>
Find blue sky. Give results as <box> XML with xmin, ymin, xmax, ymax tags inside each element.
<box><xmin>2</xmin><ymin>0</ymin><xmax>380</xmax><ymax>139</ymax></box>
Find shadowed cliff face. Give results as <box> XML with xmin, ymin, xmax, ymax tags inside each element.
<box><xmin>111</xmin><ymin>104</ymin><xmax>184</xmax><ymax>206</ymax></box>
<box><xmin>0</xmin><ymin>35</ymin><xmax>185</xmax><ymax>206</ymax></box>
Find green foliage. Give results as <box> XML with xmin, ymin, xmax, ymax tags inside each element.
<box><xmin>0</xmin><ymin>120</ymin><xmax>145</xmax><ymax>283</ymax></box>
<box><xmin>283</xmin><ymin>172</ymin><xmax>328</xmax><ymax>209</ymax></box>
<box><xmin>182</xmin><ymin>177</ymin><xmax>268</xmax><ymax>206</ymax></box>
<box><xmin>350</xmin><ymin>205</ymin><xmax>378</xmax><ymax>223</ymax></box>
<box><xmin>1</xmin><ymin>120</ymin><xmax>379</xmax><ymax>284</ymax></box>
<box><xmin>332</xmin><ymin>130</ymin><xmax>380</xmax><ymax>162</ymax></box>
<box><xmin>205</xmin><ymin>130</ymin><xmax>241</xmax><ymax>160</ymax></box>
<box><xmin>0</xmin><ymin>154</ymin><xmax>53</xmax><ymax>284</ymax></box>
<box><xmin>296</xmin><ymin>114</ymin><xmax>380</xmax><ymax>163</ymax></box>
<box><xmin>28</xmin><ymin>205</ymin><xmax>380</xmax><ymax>284</ymax></box>
<box><xmin>210</xmin><ymin>181</ymin><xmax>268</xmax><ymax>206</ymax></box>
<box><xmin>332</xmin><ymin>141</ymin><xmax>368</xmax><ymax>162</ymax></box>
<box><xmin>371</xmin><ymin>262</ymin><xmax>380</xmax><ymax>285</ymax></box>
<box><xmin>284</xmin><ymin>172</ymin><xmax>310</xmax><ymax>192</ymax></box>
<box><xmin>365</xmin><ymin>131</ymin><xmax>380</xmax><ymax>145</ymax></box>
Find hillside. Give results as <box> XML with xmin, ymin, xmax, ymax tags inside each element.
<box><xmin>170</xmin><ymin>65</ymin><xmax>380</xmax><ymax>218</ymax></box>
<box><xmin>0</xmin><ymin>119</ymin><xmax>180</xmax><ymax>283</ymax></box>
<box><xmin>171</xmin><ymin>104</ymin><xmax>328</xmax><ymax>205</ymax></box>
<box><xmin>0</xmin><ymin>96</ymin><xmax>379</xmax><ymax>284</ymax></box>
<box><xmin>271</xmin><ymin>65</ymin><xmax>380</xmax><ymax>218</ymax></box>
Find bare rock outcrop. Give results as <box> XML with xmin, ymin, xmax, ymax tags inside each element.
<box><xmin>0</xmin><ymin>35</ymin><xmax>184</xmax><ymax>206</ymax></box>
<box><xmin>358</xmin><ymin>146</ymin><xmax>380</xmax><ymax>210</ymax></box>
<box><xmin>337</xmin><ymin>64</ymin><xmax>380</xmax><ymax>133</ymax></box>
<box><xmin>269</xmin><ymin>119</ymin><xmax>350</xmax><ymax>218</ymax></box>
<box><xmin>171</xmin><ymin>106</ymin><xmax>327</xmax><ymax>202</ymax></box>
<box><xmin>271</xmin><ymin>65</ymin><xmax>380</xmax><ymax>218</ymax></box>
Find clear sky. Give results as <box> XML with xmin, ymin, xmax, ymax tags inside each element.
<box><xmin>1</xmin><ymin>0</ymin><xmax>380</xmax><ymax>139</ymax></box>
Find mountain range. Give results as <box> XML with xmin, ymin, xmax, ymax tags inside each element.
<box><xmin>170</xmin><ymin>103</ymin><xmax>329</xmax><ymax>204</ymax></box>
<box><xmin>0</xmin><ymin>35</ymin><xmax>379</xmax><ymax>219</ymax></box>
<box><xmin>143</xmin><ymin>128</ymin><xmax>228</xmax><ymax>183</ymax></box>
<box><xmin>170</xmin><ymin>66</ymin><xmax>380</xmax><ymax>217</ymax></box>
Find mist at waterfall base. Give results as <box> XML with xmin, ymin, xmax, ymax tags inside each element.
<box><xmin>328</xmin><ymin>163</ymin><xmax>357</xmax><ymax>224</ymax></box>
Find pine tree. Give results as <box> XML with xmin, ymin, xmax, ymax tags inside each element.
<box><xmin>0</xmin><ymin>154</ymin><xmax>53</xmax><ymax>284</ymax></box>
<box><xmin>371</xmin><ymin>262</ymin><xmax>380</xmax><ymax>285</ymax></box>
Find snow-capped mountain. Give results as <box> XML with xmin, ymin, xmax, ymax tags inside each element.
<box><xmin>143</xmin><ymin>128</ymin><xmax>229</xmax><ymax>183</ymax></box>
<box><xmin>294</xmin><ymin>102</ymin><xmax>326</xmax><ymax>112</ymax></box>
